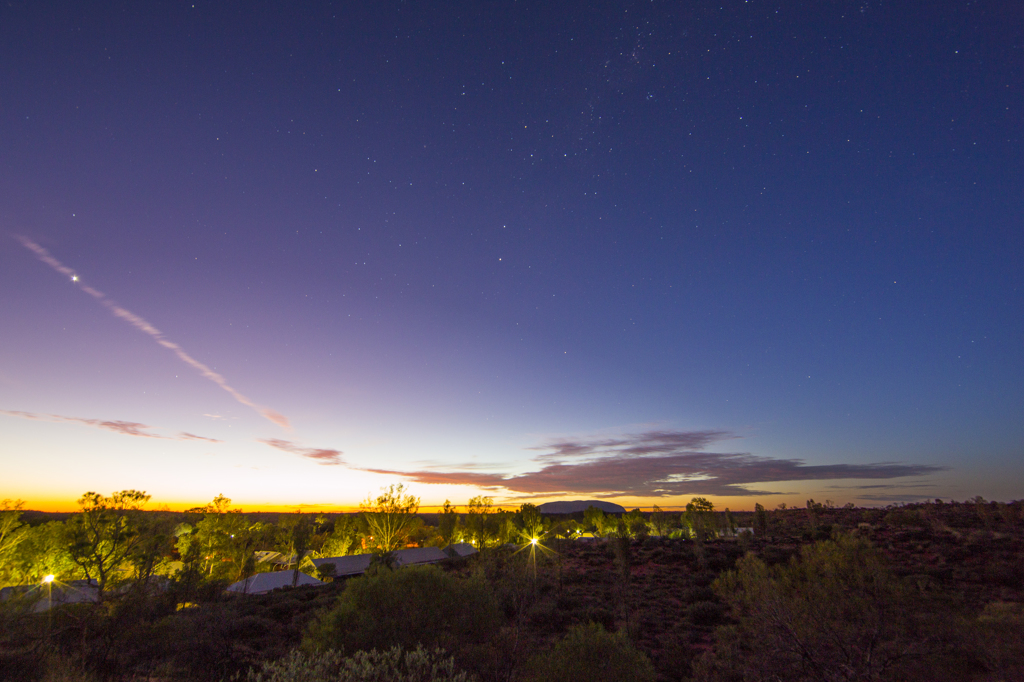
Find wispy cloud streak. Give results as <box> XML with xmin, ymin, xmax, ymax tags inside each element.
<box><xmin>15</xmin><ymin>235</ymin><xmax>289</xmax><ymax>429</ymax></box>
<box><xmin>1</xmin><ymin>409</ymin><xmax>223</xmax><ymax>442</ymax></box>
<box><xmin>259</xmin><ymin>438</ymin><xmax>344</xmax><ymax>465</ymax></box>
<box><xmin>365</xmin><ymin>429</ymin><xmax>945</xmax><ymax>498</ymax></box>
<box><xmin>529</xmin><ymin>430</ymin><xmax>735</xmax><ymax>460</ymax></box>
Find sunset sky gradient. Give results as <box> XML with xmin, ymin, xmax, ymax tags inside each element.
<box><xmin>1</xmin><ymin>1</ymin><xmax>1021</xmax><ymax>511</ymax></box>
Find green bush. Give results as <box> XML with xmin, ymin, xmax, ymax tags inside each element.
<box><xmin>523</xmin><ymin>622</ymin><xmax>655</xmax><ymax>682</ymax></box>
<box><xmin>249</xmin><ymin>645</ymin><xmax>474</xmax><ymax>682</ymax></box>
<box><xmin>694</xmin><ymin>535</ymin><xmax>976</xmax><ymax>682</ymax></box>
<box><xmin>304</xmin><ymin>566</ymin><xmax>500</xmax><ymax>657</ymax></box>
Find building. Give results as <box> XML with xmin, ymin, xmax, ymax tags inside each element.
<box><xmin>225</xmin><ymin>571</ymin><xmax>323</xmax><ymax>595</ymax></box>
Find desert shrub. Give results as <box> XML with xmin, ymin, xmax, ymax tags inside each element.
<box><xmin>693</xmin><ymin>535</ymin><xmax>976</xmax><ymax>682</ymax></box>
<box><xmin>683</xmin><ymin>585</ymin><xmax>715</xmax><ymax>604</ymax></box>
<box><xmin>973</xmin><ymin>602</ymin><xmax>1024</xmax><ymax>680</ymax></box>
<box><xmin>688</xmin><ymin>600</ymin><xmax>726</xmax><ymax>627</ymax></box>
<box><xmin>583</xmin><ymin>606</ymin><xmax>615</xmax><ymax>629</ymax></box>
<box><xmin>691</xmin><ymin>571</ymin><xmax>716</xmax><ymax>587</ymax></box>
<box><xmin>249</xmin><ymin>645</ymin><xmax>474</xmax><ymax>682</ymax></box>
<box><xmin>304</xmin><ymin>566</ymin><xmax>500</xmax><ymax>658</ymax></box>
<box><xmin>522</xmin><ymin>622</ymin><xmax>655</xmax><ymax>682</ymax></box>
<box><xmin>469</xmin><ymin>548</ymin><xmax>537</xmax><ymax>622</ymax></box>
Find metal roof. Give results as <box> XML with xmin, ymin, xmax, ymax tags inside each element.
<box><xmin>226</xmin><ymin>571</ymin><xmax>322</xmax><ymax>595</ymax></box>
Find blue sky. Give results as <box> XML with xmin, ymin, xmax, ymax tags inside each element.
<box><xmin>1</xmin><ymin>0</ymin><xmax>1021</xmax><ymax>511</ymax></box>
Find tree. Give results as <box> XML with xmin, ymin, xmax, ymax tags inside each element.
<box><xmin>648</xmin><ymin>505</ymin><xmax>672</xmax><ymax>537</ymax></box>
<box><xmin>0</xmin><ymin>500</ymin><xmax>28</xmax><ymax>586</ymax></box>
<box><xmin>321</xmin><ymin>515</ymin><xmax>363</xmax><ymax>557</ymax></box>
<box><xmin>361</xmin><ymin>484</ymin><xmax>419</xmax><ymax>553</ymax></box>
<box><xmin>305</xmin><ymin>565</ymin><xmax>500</xmax><ymax>659</ymax></box>
<box><xmin>284</xmin><ymin>514</ymin><xmax>315</xmax><ymax>587</ymax></box>
<box><xmin>622</xmin><ymin>509</ymin><xmax>648</xmax><ymax>539</ymax></box>
<box><xmin>513</xmin><ymin>503</ymin><xmax>547</xmax><ymax>542</ymax></box>
<box><xmin>753</xmin><ymin>503</ymin><xmax>768</xmax><ymax>537</ymax></box>
<box><xmin>127</xmin><ymin>510</ymin><xmax>176</xmax><ymax>588</ymax></box>
<box><xmin>492</xmin><ymin>510</ymin><xmax>516</xmax><ymax>546</ymax></box>
<box><xmin>464</xmin><ymin>496</ymin><xmax>494</xmax><ymax>548</ymax></box>
<box><xmin>3</xmin><ymin>521</ymin><xmax>75</xmax><ymax>587</ymax></box>
<box><xmin>438</xmin><ymin>500</ymin><xmax>460</xmax><ymax>547</ymax></box>
<box><xmin>0</xmin><ymin>499</ymin><xmax>27</xmax><ymax>555</ymax></box>
<box><xmin>65</xmin><ymin>490</ymin><xmax>150</xmax><ymax>597</ymax></box>
<box><xmin>694</xmin><ymin>535</ymin><xmax>969</xmax><ymax>682</ymax></box>
<box><xmin>583</xmin><ymin>506</ymin><xmax>607</xmax><ymax>537</ymax></box>
<box><xmin>523</xmin><ymin>623</ymin><xmax>655</xmax><ymax>682</ymax></box>
<box><xmin>181</xmin><ymin>495</ymin><xmax>274</xmax><ymax>582</ymax></box>
<box><xmin>806</xmin><ymin>498</ymin><xmax>823</xmax><ymax>533</ymax></box>
<box><xmin>722</xmin><ymin>508</ymin><xmax>737</xmax><ymax>536</ymax></box>
<box><xmin>685</xmin><ymin>497</ymin><xmax>715</xmax><ymax>542</ymax></box>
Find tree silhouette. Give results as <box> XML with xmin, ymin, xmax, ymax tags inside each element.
<box><xmin>361</xmin><ymin>484</ymin><xmax>420</xmax><ymax>553</ymax></box>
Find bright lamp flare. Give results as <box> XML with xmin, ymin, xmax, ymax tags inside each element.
<box><xmin>42</xmin><ymin>574</ymin><xmax>55</xmax><ymax>583</ymax></box>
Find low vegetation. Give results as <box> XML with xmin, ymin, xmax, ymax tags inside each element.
<box><xmin>1</xmin><ymin>493</ymin><xmax>1022</xmax><ymax>681</ymax></box>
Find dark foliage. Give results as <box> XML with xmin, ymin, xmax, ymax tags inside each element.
<box><xmin>2</xmin><ymin>500</ymin><xmax>1023</xmax><ymax>682</ymax></box>
<box><xmin>305</xmin><ymin>565</ymin><xmax>501</xmax><ymax>677</ymax></box>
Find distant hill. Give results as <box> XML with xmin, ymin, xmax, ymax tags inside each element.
<box><xmin>537</xmin><ymin>500</ymin><xmax>626</xmax><ymax>514</ymax></box>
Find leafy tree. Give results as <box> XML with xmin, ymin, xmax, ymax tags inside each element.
<box><xmin>513</xmin><ymin>503</ymin><xmax>547</xmax><ymax>542</ymax></box>
<box><xmin>806</xmin><ymin>498</ymin><xmax>823</xmax><ymax>532</ymax></box>
<box><xmin>406</xmin><ymin>516</ymin><xmax>440</xmax><ymax>548</ymax></box>
<box><xmin>685</xmin><ymin>497</ymin><xmax>716</xmax><ymax>541</ymax></box>
<box><xmin>3</xmin><ymin>520</ymin><xmax>76</xmax><ymax>586</ymax></box>
<box><xmin>321</xmin><ymin>514</ymin><xmax>363</xmax><ymax>557</ymax></box>
<box><xmin>464</xmin><ymin>496</ymin><xmax>494</xmax><ymax>548</ymax></box>
<box><xmin>361</xmin><ymin>484</ymin><xmax>420</xmax><ymax>553</ymax></box>
<box><xmin>438</xmin><ymin>500</ymin><xmax>460</xmax><ymax>547</ymax></box>
<box><xmin>492</xmin><ymin>510</ymin><xmax>516</xmax><ymax>546</ymax></box>
<box><xmin>694</xmin><ymin>535</ymin><xmax>969</xmax><ymax>682</ymax></box>
<box><xmin>621</xmin><ymin>509</ymin><xmax>648</xmax><ymax>539</ymax></box>
<box><xmin>753</xmin><ymin>503</ymin><xmax>768</xmax><ymax>537</ymax></box>
<box><xmin>0</xmin><ymin>499</ymin><xmax>28</xmax><ymax>586</ymax></box>
<box><xmin>0</xmin><ymin>499</ymin><xmax>27</xmax><ymax>556</ymax></box>
<box><xmin>127</xmin><ymin>510</ymin><xmax>177</xmax><ymax>587</ymax></box>
<box><xmin>722</xmin><ymin>508</ymin><xmax>737</xmax><ymax>536</ymax></box>
<box><xmin>284</xmin><ymin>514</ymin><xmax>315</xmax><ymax>587</ymax></box>
<box><xmin>523</xmin><ymin>623</ymin><xmax>655</xmax><ymax>682</ymax></box>
<box><xmin>305</xmin><ymin>565</ymin><xmax>500</xmax><ymax>659</ymax></box>
<box><xmin>583</xmin><ymin>506</ymin><xmax>607</xmax><ymax>537</ymax></box>
<box><xmin>186</xmin><ymin>495</ymin><xmax>271</xmax><ymax>581</ymax></box>
<box><xmin>648</xmin><ymin>505</ymin><xmax>672</xmax><ymax>537</ymax></box>
<box><xmin>65</xmin><ymin>490</ymin><xmax>151</xmax><ymax>597</ymax></box>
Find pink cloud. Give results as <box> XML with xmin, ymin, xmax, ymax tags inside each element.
<box><xmin>364</xmin><ymin>429</ymin><xmax>944</xmax><ymax>497</ymax></box>
<box><xmin>259</xmin><ymin>438</ymin><xmax>344</xmax><ymax>465</ymax></box>
<box><xmin>0</xmin><ymin>409</ymin><xmax>222</xmax><ymax>442</ymax></box>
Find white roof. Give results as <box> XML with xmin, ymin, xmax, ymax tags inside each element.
<box><xmin>443</xmin><ymin>543</ymin><xmax>478</xmax><ymax>558</ymax></box>
<box><xmin>309</xmin><ymin>547</ymin><xmax>446</xmax><ymax>578</ymax></box>
<box><xmin>226</xmin><ymin>571</ymin><xmax>322</xmax><ymax>595</ymax></box>
<box><xmin>310</xmin><ymin>554</ymin><xmax>373</xmax><ymax>577</ymax></box>
<box><xmin>394</xmin><ymin>547</ymin><xmax>447</xmax><ymax>567</ymax></box>
<box><xmin>0</xmin><ymin>579</ymin><xmax>100</xmax><ymax>612</ymax></box>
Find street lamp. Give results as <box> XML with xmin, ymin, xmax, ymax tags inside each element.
<box><xmin>42</xmin><ymin>574</ymin><xmax>55</xmax><ymax>636</ymax></box>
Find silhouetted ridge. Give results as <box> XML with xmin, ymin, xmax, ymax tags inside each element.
<box><xmin>537</xmin><ymin>500</ymin><xmax>625</xmax><ymax>514</ymax></box>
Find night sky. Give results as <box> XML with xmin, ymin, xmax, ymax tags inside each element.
<box><xmin>2</xmin><ymin>1</ymin><xmax>1021</xmax><ymax>511</ymax></box>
